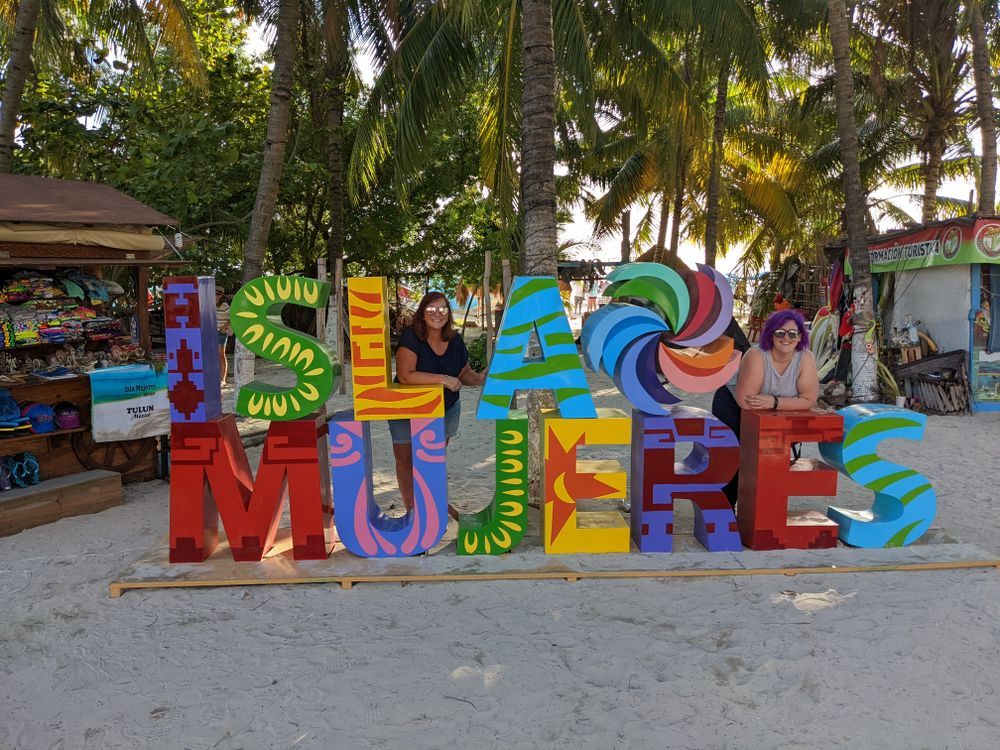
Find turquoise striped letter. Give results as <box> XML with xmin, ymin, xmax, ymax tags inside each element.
<box><xmin>818</xmin><ymin>404</ymin><xmax>936</xmax><ymax>547</ymax></box>
<box><xmin>477</xmin><ymin>276</ymin><xmax>596</xmax><ymax>419</ymax></box>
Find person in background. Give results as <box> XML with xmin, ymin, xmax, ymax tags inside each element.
<box><xmin>586</xmin><ymin>278</ymin><xmax>600</xmax><ymax>312</ymax></box>
<box><xmin>216</xmin><ymin>287</ymin><xmax>232</xmax><ymax>386</ymax></box>
<box><xmin>390</xmin><ymin>292</ymin><xmax>486</xmax><ymax>518</ymax></box>
<box><xmin>571</xmin><ymin>279</ymin><xmax>585</xmax><ymax>316</ymax></box>
<box><xmin>710</xmin><ymin>309</ymin><xmax>819</xmax><ymax>508</ymax></box>
<box><xmin>773</xmin><ymin>293</ymin><xmax>792</xmax><ymax>311</ymax></box>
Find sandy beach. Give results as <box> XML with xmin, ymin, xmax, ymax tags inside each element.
<box><xmin>2</xmin><ymin>362</ymin><xmax>1000</xmax><ymax>749</ymax></box>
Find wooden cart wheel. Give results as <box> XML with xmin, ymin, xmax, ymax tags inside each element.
<box><xmin>72</xmin><ymin>431</ymin><xmax>155</xmax><ymax>473</ymax></box>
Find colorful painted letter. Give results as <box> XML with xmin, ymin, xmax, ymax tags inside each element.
<box><xmin>230</xmin><ymin>276</ymin><xmax>340</xmax><ymax>420</ymax></box>
<box><xmin>543</xmin><ymin>411</ymin><xmax>631</xmax><ymax>554</ymax></box>
<box><xmin>737</xmin><ymin>410</ymin><xmax>844</xmax><ymax>550</ymax></box>
<box><xmin>164</xmin><ymin>276</ymin><xmax>222</xmax><ymax>423</ymax></box>
<box><xmin>169</xmin><ymin>414</ymin><xmax>333</xmax><ymax>562</ymax></box>
<box><xmin>457</xmin><ymin>416</ymin><xmax>529</xmax><ymax>555</ymax></box>
<box><xmin>347</xmin><ymin>277</ymin><xmax>444</xmax><ymax>420</ymax></box>
<box><xmin>328</xmin><ymin>412</ymin><xmax>448</xmax><ymax>557</ymax></box>
<box><xmin>582</xmin><ymin>262</ymin><xmax>741</xmax><ymax>414</ymax></box>
<box><xmin>630</xmin><ymin>407</ymin><xmax>741</xmax><ymax>552</ymax></box>
<box><xmin>818</xmin><ymin>404</ymin><xmax>936</xmax><ymax>547</ymax></box>
<box><xmin>477</xmin><ymin>276</ymin><xmax>596</xmax><ymax>419</ymax></box>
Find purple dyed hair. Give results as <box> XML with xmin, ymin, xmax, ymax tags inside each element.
<box><xmin>759</xmin><ymin>309</ymin><xmax>809</xmax><ymax>351</ymax></box>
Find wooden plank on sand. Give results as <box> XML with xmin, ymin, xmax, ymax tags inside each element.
<box><xmin>0</xmin><ymin>469</ymin><xmax>122</xmax><ymax>537</ymax></box>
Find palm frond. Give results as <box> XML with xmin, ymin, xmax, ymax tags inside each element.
<box><xmin>552</xmin><ymin>0</ymin><xmax>596</xmax><ymax>145</ymax></box>
<box><xmin>478</xmin><ymin>0</ymin><xmax>520</xmax><ymax>224</ymax></box>
<box><xmin>587</xmin><ymin>145</ymin><xmax>659</xmax><ymax>235</ymax></box>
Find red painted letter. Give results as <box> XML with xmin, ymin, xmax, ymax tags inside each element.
<box><xmin>737</xmin><ymin>410</ymin><xmax>844</xmax><ymax>550</ymax></box>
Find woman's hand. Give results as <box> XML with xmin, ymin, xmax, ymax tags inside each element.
<box><xmin>744</xmin><ymin>393</ymin><xmax>775</xmax><ymax>410</ymax></box>
<box><xmin>441</xmin><ymin>375</ymin><xmax>462</xmax><ymax>392</ymax></box>
<box><xmin>458</xmin><ymin>366</ymin><xmax>486</xmax><ymax>387</ymax></box>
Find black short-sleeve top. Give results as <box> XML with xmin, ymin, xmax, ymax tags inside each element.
<box><xmin>394</xmin><ymin>325</ymin><xmax>469</xmax><ymax>409</ymax></box>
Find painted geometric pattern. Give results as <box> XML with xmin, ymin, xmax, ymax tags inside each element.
<box><xmin>630</xmin><ymin>407</ymin><xmax>741</xmax><ymax>553</ymax></box>
<box><xmin>230</xmin><ymin>275</ymin><xmax>340</xmax><ymax>420</ymax></box>
<box><xmin>457</xmin><ymin>417</ymin><xmax>529</xmax><ymax>555</ymax></box>
<box><xmin>347</xmin><ymin>277</ymin><xmax>444</xmax><ymax>420</ymax></box>
<box><xmin>543</xmin><ymin>413</ymin><xmax>631</xmax><ymax>554</ymax></box>
<box><xmin>737</xmin><ymin>410</ymin><xmax>844</xmax><ymax>551</ymax></box>
<box><xmin>169</xmin><ymin>414</ymin><xmax>332</xmax><ymax>562</ymax></box>
<box><xmin>581</xmin><ymin>262</ymin><xmax>740</xmax><ymax>414</ymax></box>
<box><xmin>477</xmin><ymin>276</ymin><xmax>596</xmax><ymax>419</ymax></box>
<box><xmin>328</xmin><ymin>412</ymin><xmax>448</xmax><ymax>557</ymax></box>
<box><xmin>164</xmin><ymin>276</ymin><xmax>221</xmax><ymax>423</ymax></box>
<box><xmin>819</xmin><ymin>404</ymin><xmax>936</xmax><ymax>548</ymax></box>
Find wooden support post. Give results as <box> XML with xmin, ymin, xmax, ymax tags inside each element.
<box><xmin>135</xmin><ymin>265</ymin><xmax>152</xmax><ymax>356</ymax></box>
<box><xmin>502</xmin><ymin>258</ymin><xmax>512</xmax><ymax>302</ymax></box>
<box><xmin>484</xmin><ymin>251</ymin><xmax>494</xmax><ymax>364</ymax></box>
<box><xmin>316</xmin><ymin>257</ymin><xmax>327</xmax><ymax>341</ymax></box>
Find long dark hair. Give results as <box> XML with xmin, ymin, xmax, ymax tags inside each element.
<box><xmin>759</xmin><ymin>309</ymin><xmax>809</xmax><ymax>351</ymax></box>
<box><xmin>412</xmin><ymin>291</ymin><xmax>456</xmax><ymax>342</ymax></box>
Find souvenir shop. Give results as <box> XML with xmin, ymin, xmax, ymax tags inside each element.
<box><xmin>0</xmin><ymin>174</ymin><xmax>182</xmax><ymax>536</ymax></box>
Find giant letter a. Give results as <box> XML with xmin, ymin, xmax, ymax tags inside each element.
<box><xmin>477</xmin><ymin>276</ymin><xmax>595</xmax><ymax>419</ymax></box>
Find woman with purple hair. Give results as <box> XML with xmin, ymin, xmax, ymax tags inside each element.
<box><xmin>711</xmin><ymin>309</ymin><xmax>820</xmax><ymax>508</ymax></box>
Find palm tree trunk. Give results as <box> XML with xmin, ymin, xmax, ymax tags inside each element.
<box><xmin>520</xmin><ymin>0</ymin><xmax>558</xmax><ymax>509</ymax></box>
<box><xmin>519</xmin><ymin>0</ymin><xmax>558</xmax><ymax>277</ymax></box>
<box><xmin>326</xmin><ymin>55</ymin><xmax>348</xmax><ymax>266</ymax></box>
<box><xmin>620</xmin><ymin>209</ymin><xmax>631</xmax><ymax>263</ymax></box>
<box><xmin>242</xmin><ymin>0</ymin><xmax>300</xmax><ymax>284</ymax></box>
<box><xmin>920</xmin><ymin>133</ymin><xmax>946</xmax><ymax>223</ymax></box>
<box><xmin>654</xmin><ymin>193</ymin><xmax>670</xmax><ymax>262</ymax></box>
<box><xmin>668</xmin><ymin>142</ymin><xmax>688</xmax><ymax>264</ymax></box>
<box><xmin>769</xmin><ymin>236</ymin><xmax>785</xmax><ymax>272</ymax></box>
<box><xmin>235</xmin><ymin>0</ymin><xmax>299</xmax><ymax>390</ymax></box>
<box><xmin>704</xmin><ymin>58</ymin><xmax>731</xmax><ymax>269</ymax></box>
<box><xmin>971</xmin><ymin>0</ymin><xmax>997</xmax><ymax>213</ymax></box>
<box><xmin>829</xmin><ymin>0</ymin><xmax>877</xmax><ymax>403</ymax></box>
<box><xmin>0</xmin><ymin>0</ymin><xmax>40</xmax><ymax>173</ymax></box>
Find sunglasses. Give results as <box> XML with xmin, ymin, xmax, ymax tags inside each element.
<box><xmin>773</xmin><ymin>329</ymin><xmax>800</xmax><ymax>339</ymax></box>
<box><xmin>425</xmin><ymin>306</ymin><xmax>450</xmax><ymax>315</ymax></box>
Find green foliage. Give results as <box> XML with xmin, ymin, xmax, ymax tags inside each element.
<box><xmin>466</xmin><ymin>332</ymin><xmax>488</xmax><ymax>372</ymax></box>
<box><xmin>14</xmin><ymin>0</ymin><xmax>267</xmax><ymax>291</ymax></box>
<box><xmin>6</xmin><ymin>0</ymin><xmax>992</xmax><ymax>296</ymax></box>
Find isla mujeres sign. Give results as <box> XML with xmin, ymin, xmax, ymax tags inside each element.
<box><xmin>163</xmin><ymin>263</ymin><xmax>936</xmax><ymax>564</ymax></box>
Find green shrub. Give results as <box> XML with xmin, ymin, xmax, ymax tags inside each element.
<box><xmin>466</xmin><ymin>334</ymin><xmax>488</xmax><ymax>372</ymax></box>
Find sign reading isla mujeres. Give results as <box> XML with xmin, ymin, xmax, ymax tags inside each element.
<box><xmin>162</xmin><ymin>264</ymin><xmax>936</xmax><ymax>565</ymax></box>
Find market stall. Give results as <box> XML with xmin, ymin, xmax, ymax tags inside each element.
<box><xmin>0</xmin><ymin>174</ymin><xmax>182</xmax><ymax>535</ymax></box>
<box><xmin>825</xmin><ymin>215</ymin><xmax>1000</xmax><ymax>413</ymax></box>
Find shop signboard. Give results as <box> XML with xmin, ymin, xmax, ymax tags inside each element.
<box><xmin>867</xmin><ymin>218</ymin><xmax>1000</xmax><ymax>273</ymax></box>
<box><xmin>90</xmin><ymin>364</ymin><xmax>170</xmax><ymax>441</ymax></box>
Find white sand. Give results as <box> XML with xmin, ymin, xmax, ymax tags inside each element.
<box><xmin>3</xmin><ymin>364</ymin><xmax>1000</xmax><ymax>749</ymax></box>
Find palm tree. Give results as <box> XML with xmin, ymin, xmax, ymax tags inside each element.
<box><xmin>703</xmin><ymin>55</ymin><xmax>731</xmax><ymax>268</ymax></box>
<box><xmin>0</xmin><ymin>0</ymin><xmax>40</xmax><ymax>172</ymax></box>
<box><xmin>969</xmin><ymin>0</ymin><xmax>997</xmax><ymax>213</ymax></box>
<box><xmin>861</xmin><ymin>0</ymin><xmax>973</xmax><ymax>222</ymax></box>
<box><xmin>829</xmin><ymin>0</ymin><xmax>878</xmax><ymax>403</ymax></box>
<box><xmin>584</xmin><ymin>2</ymin><xmax>768</xmax><ymax>268</ymax></box>
<box><xmin>520</xmin><ymin>0</ymin><xmax>558</xmax><ymax>276</ymax></box>
<box><xmin>347</xmin><ymin>0</ymin><xmax>599</xmax><ymax>258</ymax></box>
<box><xmin>0</xmin><ymin>0</ymin><xmax>204</xmax><ymax>172</ymax></box>
<box><xmin>240</xmin><ymin>0</ymin><xmax>300</xmax><ymax>284</ymax></box>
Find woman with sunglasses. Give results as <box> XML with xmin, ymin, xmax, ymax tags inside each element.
<box><xmin>389</xmin><ymin>291</ymin><xmax>486</xmax><ymax>516</ymax></box>
<box><xmin>711</xmin><ymin>309</ymin><xmax>819</xmax><ymax>507</ymax></box>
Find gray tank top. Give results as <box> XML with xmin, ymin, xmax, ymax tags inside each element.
<box><xmin>727</xmin><ymin>346</ymin><xmax>804</xmax><ymax>398</ymax></box>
